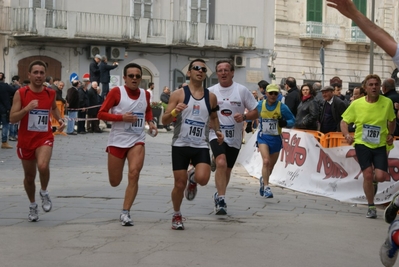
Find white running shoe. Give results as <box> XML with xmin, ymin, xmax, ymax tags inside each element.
<box><xmin>28</xmin><ymin>204</ymin><xmax>39</xmax><ymax>222</ymax></box>
<box><xmin>120</xmin><ymin>212</ymin><xmax>134</xmax><ymax>226</ymax></box>
<box><xmin>40</xmin><ymin>191</ymin><xmax>52</xmax><ymax>212</ymax></box>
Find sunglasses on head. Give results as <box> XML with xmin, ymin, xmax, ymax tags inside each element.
<box><xmin>127</xmin><ymin>74</ymin><xmax>142</xmax><ymax>79</ymax></box>
<box><xmin>268</xmin><ymin>91</ymin><xmax>278</xmax><ymax>96</ymax></box>
<box><xmin>191</xmin><ymin>65</ymin><xmax>207</xmax><ymax>73</ymax></box>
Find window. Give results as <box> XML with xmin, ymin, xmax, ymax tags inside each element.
<box><xmin>131</xmin><ymin>0</ymin><xmax>153</xmax><ymax>18</ymax></box>
<box><xmin>31</xmin><ymin>0</ymin><xmax>54</xmax><ymax>9</ymax></box>
<box><xmin>189</xmin><ymin>0</ymin><xmax>208</xmax><ymax>23</ymax></box>
<box><xmin>306</xmin><ymin>0</ymin><xmax>322</xmax><ymax>22</ymax></box>
<box><xmin>352</xmin><ymin>0</ymin><xmax>367</xmax><ymax>26</ymax></box>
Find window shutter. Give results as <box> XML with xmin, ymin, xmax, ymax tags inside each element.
<box><xmin>32</xmin><ymin>0</ymin><xmax>41</xmax><ymax>8</ymax></box>
<box><xmin>307</xmin><ymin>0</ymin><xmax>322</xmax><ymax>22</ymax></box>
<box><xmin>45</xmin><ymin>0</ymin><xmax>53</xmax><ymax>9</ymax></box>
<box><xmin>352</xmin><ymin>0</ymin><xmax>367</xmax><ymax>26</ymax></box>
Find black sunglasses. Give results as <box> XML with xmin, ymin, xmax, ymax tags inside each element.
<box><xmin>191</xmin><ymin>65</ymin><xmax>207</xmax><ymax>73</ymax></box>
<box><xmin>268</xmin><ymin>91</ymin><xmax>278</xmax><ymax>96</ymax></box>
<box><xmin>127</xmin><ymin>74</ymin><xmax>142</xmax><ymax>79</ymax></box>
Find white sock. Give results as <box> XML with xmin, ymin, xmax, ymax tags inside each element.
<box><xmin>174</xmin><ymin>211</ymin><xmax>181</xmax><ymax>216</ymax></box>
<box><xmin>30</xmin><ymin>202</ymin><xmax>37</xmax><ymax>208</ymax></box>
<box><xmin>40</xmin><ymin>189</ymin><xmax>48</xmax><ymax>195</ymax></box>
<box><xmin>218</xmin><ymin>195</ymin><xmax>225</xmax><ymax>200</ymax></box>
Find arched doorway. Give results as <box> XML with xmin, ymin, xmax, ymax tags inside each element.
<box><xmin>18</xmin><ymin>56</ymin><xmax>62</xmax><ymax>83</ymax></box>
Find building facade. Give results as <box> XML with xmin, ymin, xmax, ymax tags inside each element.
<box><xmin>273</xmin><ymin>0</ymin><xmax>399</xmax><ymax>91</ymax></box>
<box><xmin>0</xmin><ymin>0</ymin><xmax>276</xmax><ymax>100</ymax></box>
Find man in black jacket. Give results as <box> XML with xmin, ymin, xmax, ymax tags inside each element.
<box><xmin>66</xmin><ymin>80</ymin><xmax>80</xmax><ymax>135</ymax></box>
<box><xmin>319</xmin><ymin>85</ymin><xmax>347</xmax><ymax>134</ymax></box>
<box><xmin>284</xmin><ymin>77</ymin><xmax>300</xmax><ymax>117</ymax></box>
<box><xmin>382</xmin><ymin>78</ymin><xmax>399</xmax><ymax>136</ymax></box>
<box><xmin>89</xmin><ymin>54</ymin><xmax>102</xmax><ymax>83</ymax></box>
<box><xmin>87</xmin><ymin>81</ymin><xmax>102</xmax><ymax>133</ymax></box>
<box><xmin>99</xmin><ymin>56</ymin><xmax>118</xmax><ymax>98</ymax></box>
<box><xmin>77</xmin><ymin>80</ymin><xmax>90</xmax><ymax>134</ymax></box>
<box><xmin>0</xmin><ymin>72</ymin><xmax>16</xmax><ymax>148</ymax></box>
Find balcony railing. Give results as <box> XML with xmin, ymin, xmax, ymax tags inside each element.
<box><xmin>300</xmin><ymin>21</ymin><xmax>340</xmax><ymax>41</ymax></box>
<box><xmin>345</xmin><ymin>26</ymin><xmax>369</xmax><ymax>44</ymax></box>
<box><xmin>0</xmin><ymin>7</ymin><xmax>256</xmax><ymax>49</ymax></box>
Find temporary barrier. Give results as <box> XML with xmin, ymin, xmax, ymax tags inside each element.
<box><xmin>51</xmin><ymin>101</ymin><xmax>67</xmax><ymax>136</ymax></box>
<box><xmin>299</xmin><ymin>129</ymin><xmax>327</xmax><ymax>148</ymax></box>
<box><xmin>325</xmin><ymin>131</ymin><xmax>353</xmax><ymax>148</ymax></box>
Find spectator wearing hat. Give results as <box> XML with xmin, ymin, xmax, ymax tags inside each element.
<box><xmin>319</xmin><ymin>85</ymin><xmax>347</xmax><ymax>134</ymax></box>
<box><xmin>99</xmin><ymin>55</ymin><xmax>118</xmax><ymax>98</ymax></box>
<box><xmin>89</xmin><ymin>54</ymin><xmax>102</xmax><ymax>83</ymax></box>
<box><xmin>256</xmin><ymin>83</ymin><xmax>295</xmax><ymax>198</ymax></box>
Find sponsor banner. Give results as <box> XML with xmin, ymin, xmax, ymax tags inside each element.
<box><xmin>237</xmin><ymin>129</ymin><xmax>399</xmax><ymax>204</ymax></box>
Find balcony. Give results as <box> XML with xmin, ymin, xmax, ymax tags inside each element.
<box><xmin>299</xmin><ymin>21</ymin><xmax>340</xmax><ymax>41</ymax></box>
<box><xmin>0</xmin><ymin>7</ymin><xmax>257</xmax><ymax>50</ymax></box>
<box><xmin>345</xmin><ymin>26</ymin><xmax>369</xmax><ymax>44</ymax></box>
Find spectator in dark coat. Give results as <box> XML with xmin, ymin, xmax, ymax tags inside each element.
<box><xmin>0</xmin><ymin>72</ymin><xmax>16</xmax><ymax>148</ymax></box>
<box><xmin>89</xmin><ymin>54</ymin><xmax>102</xmax><ymax>83</ymax></box>
<box><xmin>77</xmin><ymin>80</ymin><xmax>90</xmax><ymax>134</ymax></box>
<box><xmin>66</xmin><ymin>80</ymin><xmax>80</xmax><ymax>135</ymax></box>
<box><xmin>99</xmin><ymin>56</ymin><xmax>118</xmax><ymax>99</ymax></box>
<box><xmin>382</xmin><ymin>78</ymin><xmax>399</xmax><ymax>136</ymax></box>
<box><xmin>319</xmin><ymin>85</ymin><xmax>347</xmax><ymax>134</ymax></box>
<box><xmin>284</xmin><ymin>77</ymin><xmax>300</xmax><ymax>117</ymax></box>
<box><xmin>295</xmin><ymin>83</ymin><xmax>319</xmax><ymax>130</ymax></box>
<box><xmin>87</xmin><ymin>81</ymin><xmax>102</xmax><ymax>133</ymax></box>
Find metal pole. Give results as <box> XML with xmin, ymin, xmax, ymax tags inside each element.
<box><xmin>369</xmin><ymin>0</ymin><xmax>375</xmax><ymax>74</ymax></box>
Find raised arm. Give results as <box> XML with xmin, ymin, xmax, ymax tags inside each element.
<box><xmin>327</xmin><ymin>0</ymin><xmax>397</xmax><ymax>57</ymax></box>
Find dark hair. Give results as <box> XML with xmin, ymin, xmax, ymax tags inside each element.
<box><xmin>0</xmin><ymin>72</ymin><xmax>4</xmax><ymax>81</ymax></box>
<box><xmin>72</xmin><ymin>80</ymin><xmax>79</xmax><ymax>87</ymax></box>
<box><xmin>285</xmin><ymin>77</ymin><xmax>297</xmax><ymax>89</ymax></box>
<box><xmin>11</xmin><ymin>75</ymin><xmax>19</xmax><ymax>82</ymax></box>
<box><xmin>28</xmin><ymin>60</ymin><xmax>47</xmax><ymax>72</ymax></box>
<box><xmin>188</xmin><ymin>58</ymin><xmax>206</xmax><ymax>71</ymax></box>
<box><xmin>215</xmin><ymin>59</ymin><xmax>235</xmax><ymax>71</ymax></box>
<box><xmin>299</xmin><ymin>83</ymin><xmax>316</xmax><ymax>98</ymax></box>
<box><xmin>354</xmin><ymin>86</ymin><xmax>366</xmax><ymax>96</ymax></box>
<box><xmin>45</xmin><ymin>76</ymin><xmax>53</xmax><ymax>83</ymax></box>
<box><xmin>258</xmin><ymin>80</ymin><xmax>269</xmax><ymax>89</ymax></box>
<box><xmin>148</xmin><ymin>82</ymin><xmax>154</xmax><ymax>87</ymax></box>
<box><xmin>123</xmin><ymin>63</ymin><xmax>142</xmax><ymax>76</ymax></box>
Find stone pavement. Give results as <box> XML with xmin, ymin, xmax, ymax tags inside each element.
<box><xmin>0</xmin><ymin>128</ymin><xmax>391</xmax><ymax>267</ymax></box>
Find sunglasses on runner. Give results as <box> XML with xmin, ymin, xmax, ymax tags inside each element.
<box><xmin>191</xmin><ymin>66</ymin><xmax>207</xmax><ymax>73</ymax></box>
<box><xmin>127</xmin><ymin>74</ymin><xmax>142</xmax><ymax>79</ymax></box>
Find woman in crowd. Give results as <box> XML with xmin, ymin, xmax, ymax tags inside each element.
<box><xmin>294</xmin><ymin>83</ymin><xmax>319</xmax><ymax>130</ymax></box>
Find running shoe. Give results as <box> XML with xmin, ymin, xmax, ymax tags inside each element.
<box><xmin>213</xmin><ymin>192</ymin><xmax>218</xmax><ymax>207</ymax></box>
<box><xmin>171</xmin><ymin>213</ymin><xmax>185</xmax><ymax>230</ymax></box>
<box><xmin>184</xmin><ymin>167</ymin><xmax>197</xmax><ymax>201</ymax></box>
<box><xmin>120</xmin><ymin>212</ymin><xmax>134</xmax><ymax>226</ymax></box>
<box><xmin>215</xmin><ymin>198</ymin><xmax>227</xmax><ymax>215</ymax></box>
<box><xmin>385</xmin><ymin>192</ymin><xmax>399</xmax><ymax>224</ymax></box>
<box><xmin>40</xmin><ymin>191</ymin><xmax>52</xmax><ymax>212</ymax></box>
<box><xmin>366</xmin><ymin>206</ymin><xmax>377</xmax><ymax>219</ymax></box>
<box><xmin>380</xmin><ymin>220</ymin><xmax>399</xmax><ymax>267</ymax></box>
<box><xmin>28</xmin><ymin>204</ymin><xmax>39</xmax><ymax>222</ymax></box>
<box><xmin>259</xmin><ymin>176</ymin><xmax>264</xmax><ymax>196</ymax></box>
<box><xmin>264</xmin><ymin>187</ymin><xmax>274</xmax><ymax>198</ymax></box>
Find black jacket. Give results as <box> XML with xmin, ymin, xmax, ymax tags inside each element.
<box><xmin>99</xmin><ymin>62</ymin><xmax>118</xmax><ymax>83</ymax></box>
<box><xmin>295</xmin><ymin>97</ymin><xmax>319</xmax><ymax>130</ymax></box>
<box><xmin>0</xmin><ymin>82</ymin><xmax>16</xmax><ymax>114</ymax></box>
<box><xmin>66</xmin><ymin>87</ymin><xmax>79</xmax><ymax>109</ymax></box>
<box><xmin>285</xmin><ymin>87</ymin><xmax>300</xmax><ymax>117</ymax></box>
<box><xmin>384</xmin><ymin>90</ymin><xmax>399</xmax><ymax>136</ymax></box>
<box><xmin>89</xmin><ymin>59</ymin><xmax>100</xmax><ymax>83</ymax></box>
<box><xmin>87</xmin><ymin>87</ymin><xmax>100</xmax><ymax>116</ymax></box>
<box><xmin>319</xmin><ymin>95</ymin><xmax>347</xmax><ymax>133</ymax></box>
<box><xmin>78</xmin><ymin>88</ymin><xmax>89</xmax><ymax>109</ymax></box>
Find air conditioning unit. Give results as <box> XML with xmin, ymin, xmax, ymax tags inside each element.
<box><xmin>87</xmin><ymin>45</ymin><xmax>106</xmax><ymax>59</ymax></box>
<box><xmin>107</xmin><ymin>47</ymin><xmax>125</xmax><ymax>60</ymax></box>
<box><xmin>234</xmin><ymin>55</ymin><xmax>246</xmax><ymax>68</ymax></box>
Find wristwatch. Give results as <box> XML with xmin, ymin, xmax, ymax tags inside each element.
<box><xmin>242</xmin><ymin>114</ymin><xmax>247</xmax><ymax>121</ymax></box>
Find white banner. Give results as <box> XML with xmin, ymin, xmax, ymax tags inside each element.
<box><xmin>237</xmin><ymin>129</ymin><xmax>399</xmax><ymax>204</ymax></box>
